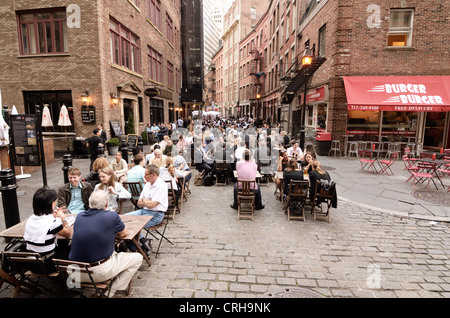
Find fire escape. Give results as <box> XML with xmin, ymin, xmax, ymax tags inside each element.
<box><xmin>249</xmin><ymin>47</ymin><xmax>265</xmax><ymax>116</ymax></box>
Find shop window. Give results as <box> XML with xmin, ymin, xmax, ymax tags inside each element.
<box><xmin>387</xmin><ymin>9</ymin><xmax>414</xmax><ymax>47</ymax></box>
<box><xmin>381</xmin><ymin>111</ymin><xmax>417</xmax><ymax>141</ymax></box>
<box><xmin>23</xmin><ymin>90</ymin><xmax>74</xmax><ymax>132</ymax></box>
<box><xmin>18</xmin><ymin>9</ymin><xmax>68</xmax><ymax>55</ymax></box>
<box><xmin>347</xmin><ymin>111</ymin><xmax>380</xmax><ymax>137</ymax></box>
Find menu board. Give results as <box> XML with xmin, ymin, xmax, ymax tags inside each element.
<box><xmin>81</xmin><ymin>106</ymin><xmax>96</xmax><ymax>124</ymax></box>
<box><xmin>10</xmin><ymin>114</ymin><xmax>41</xmax><ymax>166</ymax></box>
<box><xmin>110</xmin><ymin>120</ymin><xmax>123</xmax><ymax>138</ymax></box>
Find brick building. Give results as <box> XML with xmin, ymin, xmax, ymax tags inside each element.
<box><xmin>284</xmin><ymin>0</ymin><xmax>450</xmax><ymax>151</ymax></box>
<box><xmin>0</xmin><ymin>0</ymin><xmax>182</xmax><ymax>153</ymax></box>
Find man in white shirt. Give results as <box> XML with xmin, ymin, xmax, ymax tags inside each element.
<box><xmin>125</xmin><ymin>164</ymin><xmax>168</xmax><ymax>229</ymax></box>
<box><xmin>287</xmin><ymin>140</ymin><xmax>304</xmax><ymax>160</ymax></box>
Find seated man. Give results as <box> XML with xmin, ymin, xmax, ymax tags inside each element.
<box><xmin>148</xmin><ymin>148</ymin><xmax>167</xmax><ymax>169</ymax></box>
<box><xmin>69</xmin><ymin>191</ymin><xmax>143</xmax><ymax>297</ymax></box>
<box><xmin>287</xmin><ymin>140</ymin><xmax>304</xmax><ymax>160</ymax></box>
<box><xmin>58</xmin><ymin>167</ymin><xmax>93</xmax><ymax>214</ymax></box>
<box><xmin>127</xmin><ymin>154</ymin><xmax>146</xmax><ymax>187</ymax></box>
<box><xmin>163</xmin><ymin>138</ymin><xmax>177</xmax><ymax>157</ymax></box>
<box><xmin>110</xmin><ymin>151</ymin><xmax>128</xmax><ymax>183</ymax></box>
<box><xmin>230</xmin><ymin>149</ymin><xmax>264</xmax><ymax>210</ymax></box>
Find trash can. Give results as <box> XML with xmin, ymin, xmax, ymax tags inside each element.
<box><xmin>316</xmin><ymin>132</ymin><xmax>332</xmax><ymax>156</ymax></box>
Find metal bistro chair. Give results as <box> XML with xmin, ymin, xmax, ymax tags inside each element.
<box><xmin>237</xmin><ymin>180</ymin><xmax>256</xmax><ymax>221</ymax></box>
<box><xmin>358</xmin><ymin>150</ymin><xmax>377</xmax><ymax>173</ymax></box>
<box><xmin>347</xmin><ymin>141</ymin><xmax>358</xmax><ymax>158</ymax></box>
<box><xmin>378</xmin><ymin>151</ymin><xmax>399</xmax><ymax>176</ymax></box>
<box><xmin>284</xmin><ymin>180</ymin><xmax>309</xmax><ymax>221</ymax></box>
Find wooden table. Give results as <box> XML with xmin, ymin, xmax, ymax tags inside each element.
<box><xmin>0</xmin><ymin>214</ymin><xmax>153</xmax><ymax>266</ymax></box>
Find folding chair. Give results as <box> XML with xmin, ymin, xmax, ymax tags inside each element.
<box><xmin>53</xmin><ymin>258</ymin><xmax>115</xmax><ymax>298</ymax></box>
<box><xmin>144</xmin><ymin>215</ymin><xmax>174</xmax><ymax>258</ymax></box>
<box><xmin>437</xmin><ymin>165</ymin><xmax>450</xmax><ymax>192</ymax></box>
<box><xmin>237</xmin><ymin>180</ymin><xmax>256</xmax><ymax>221</ymax></box>
<box><xmin>378</xmin><ymin>152</ymin><xmax>399</xmax><ymax>175</ymax></box>
<box><xmin>123</xmin><ymin>181</ymin><xmax>143</xmax><ymax>209</ymax></box>
<box><xmin>3</xmin><ymin>251</ymin><xmax>60</xmax><ymax>298</ymax></box>
<box><xmin>310</xmin><ymin>180</ymin><xmax>336</xmax><ymax>223</ymax></box>
<box><xmin>165</xmin><ymin>180</ymin><xmax>180</xmax><ymax>219</ymax></box>
<box><xmin>358</xmin><ymin>150</ymin><xmax>376</xmax><ymax>173</ymax></box>
<box><xmin>284</xmin><ymin>180</ymin><xmax>309</xmax><ymax>221</ymax></box>
<box><xmin>410</xmin><ymin>162</ymin><xmax>437</xmax><ymax>191</ymax></box>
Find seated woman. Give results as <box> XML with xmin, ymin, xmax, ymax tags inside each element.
<box><xmin>308</xmin><ymin>160</ymin><xmax>331</xmax><ymax>202</ymax></box>
<box><xmin>299</xmin><ymin>152</ymin><xmax>316</xmax><ymax>174</ymax></box>
<box><xmin>84</xmin><ymin>156</ymin><xmax>109</xmax><ymax>188</ymax></box>
<box><xmin>23</xmin><ymin>187</ymin><xmax>71</xmax><ymax>273</ymax></box>
<box><xmin>94</xmin><ymin>167</ymin><xmax>131</xmax><ymax>212</ymax></box>
<box><xmin>282</xmin><ymin>158</ymin><xmax>304</xmax><ymax>202</ymax></box>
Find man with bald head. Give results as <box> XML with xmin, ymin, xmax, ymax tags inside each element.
<box><xmin>148</xmin><ymin>148</ymin><xmax>167</xmax><ymax>168</ymax></box>
<box><xmin>69</xmin><ymin>190</ymin><xmax>143</xmax><ymax>297</ymax></box>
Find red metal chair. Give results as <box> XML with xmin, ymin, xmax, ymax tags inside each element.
<box><xmin>378</xmin><ymin>152</ymin><xmax>399</xmax><ymax>176</ymax></box>
<box><xmin>410</xmin><ymin>162</ymin><xmax>437</xmax><ymax>191</ymax></box>
<box><xmin>358</xmin><ymin>150</ymin><xmax>376</xmax><ymax>173</ymax></box>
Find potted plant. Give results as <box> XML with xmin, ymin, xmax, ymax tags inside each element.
<box><xmin>106</xmin><ymin>137</ymin><xmax>120</xmax><ymax>156</ymax></box>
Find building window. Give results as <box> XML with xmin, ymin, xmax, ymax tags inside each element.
<box><xmin>110</xmin><ymin>18</ymin><xmax>140</xmax><ymax>73</ymax></box>
<box><xmin>23</xmin><ymin>91</ymin><xmax>74</xmax><ymax>132</ymax></box>
<box><xmin>148</xmin><ymin>46</ymin><xmax>162</xmax><ymax>83</ymax></box>
<box><xmin>318</xmin><ymin>24</ymin><xmax>326</xmax><ymax>57</ymax></box>
<box><xmin>17</xmin><ymin>9</ymin><xmax>68</xmax><ymax>55</ymax></box>
<box><xmin>147</xmin><ymin>0</ymin><xmax>161</xmax><ymax>29</ymax></box>
<box><xmin>387</xmin><ymin>9</ymin><xmax>414</xmax><ymax>47</ymax></box>
<box><xmin>167</xmin><ymin>61</ymin><xmax>174</xmax><ymax>88</ymax></box>
<box><xmin>166</xmin><ymin>13</ymin><xmax>173</xmax><ymax>45</ymax></box>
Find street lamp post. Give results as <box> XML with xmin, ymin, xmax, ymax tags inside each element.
<box><xmin>299</xmin><ymin>45</ymin><xmax>313</xmax><ymax>151</ymax></box>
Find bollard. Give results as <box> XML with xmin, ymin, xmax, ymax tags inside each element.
<box><xmin>137</xmin><ymin>136</ymin><xmax>144</xmax><ymax>152</ymax></box>
<box><xmin>62</xmin><ymin>154</ymin><xmax>73</xmax><ymax>184</ymax></box>
<box><xmin>0</xmin><ymin>169</ymin><xmax>20</xmax><ymax>228</ymax></box>
<box><xmin>120</xmin><ymin>139</ymin><xmax>129</xmax><ymax>164</ymax></box>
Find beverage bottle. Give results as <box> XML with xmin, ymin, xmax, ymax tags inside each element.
<box><xmin>432</xmin><ymin>153</ymin><xmax>436</xmax><ymax>161</ymax></box>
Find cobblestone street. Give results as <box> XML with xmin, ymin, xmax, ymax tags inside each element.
<box><xmin>1</xmin><ymin>159</ymin><xmax>449</xmax><ymax>299</ymax></box>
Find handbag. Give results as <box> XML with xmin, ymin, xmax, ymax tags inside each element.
<box><xmin>193</xmin><ymin>173</ymin><xmax>204</xmax><ymax>186</ymax></box>
<box><xmin>1</xmin><ymin>238</ymin><xmax>26</xmax><ymax>273</ymax></box>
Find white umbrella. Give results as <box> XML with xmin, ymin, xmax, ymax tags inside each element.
<box><xmin>0</xmin><ymin>112</ymin><xmax>9</xmax><ymax>147</ymax></box>
<box><xmin>41</xmin><ymin>104</ymin><xmax>53</xmax><ymax>127</ymax></box>
<box><xmin>11</xmin><ymin>105</ymin><xmax>18</xmax><ymax>115</ymax></box>
<box><xmin>58</xmin><ymin>104</ymin><xmax>71</xmax><ymax>126</ymax></box>
<box><xmin>58</xmin><ymin>104</ymin><xmax>72</xmax><ymax>150</ymax></box>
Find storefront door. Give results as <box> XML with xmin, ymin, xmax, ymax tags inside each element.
<box><xmin>423</xmin><ymin>112</ymin><xmax>449</xmax><ymax>150</ymax></box>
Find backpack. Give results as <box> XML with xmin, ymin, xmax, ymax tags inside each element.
<box><xmin>203</xmin><ymin>173</ymin><xmax>215</xmax><ymax>186</ymax></box>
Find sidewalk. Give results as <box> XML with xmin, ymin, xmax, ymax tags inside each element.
<box><xmin>318</xmin><ymin>154</ymin><xmax>450</xmax><ymax>222</ymax></box>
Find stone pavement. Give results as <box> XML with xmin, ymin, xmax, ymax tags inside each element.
<box><xmin>0</xmin><ymin>152</ymin><xmax>449</xmax><ymax>298</ymax></box>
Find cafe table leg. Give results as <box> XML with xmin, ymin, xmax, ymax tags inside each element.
<box><xmin>132</xmin><ymin>232</ymin><xmax>152</xmax><ymax>266</ymax></box>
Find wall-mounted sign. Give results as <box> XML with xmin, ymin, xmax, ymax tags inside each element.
<box><xmin>144</xmin><ymin>88</ymin><xmax>158</xmax><ymax>97</ymax></box>
<box><xmin>81</xmin><ymin>106</ymin><xmax>96</xmax><ymax>123</ymax></box>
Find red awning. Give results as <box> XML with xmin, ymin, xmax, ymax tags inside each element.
<box><xmin>343</xmin><ymin>76</ymin><xmax>450</xmax><ymax>112</ymax></box>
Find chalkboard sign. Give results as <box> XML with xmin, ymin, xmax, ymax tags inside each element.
<box><xmin>127</xmin><ymin>134</ymin><xmax>138</xmax><ymax>148</ymax></box>
<box><xmin>110</xmin><ymin>120</ymin><xmax>123</xmax><ymax>138</ymax></box>
<box><xmin>10</xmin><ymin>114</ymin><xmax>41</xmax><ymax>166</ymax></box>
<box><xmin>81</xmin><ymin>106</ymin><xmax>96</xmax><ymax>124</ymax></box>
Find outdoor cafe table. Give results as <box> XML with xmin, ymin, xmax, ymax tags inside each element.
<box><xmin>361</xmin><ymin>149</ymin><xmax>388</xmax><ymax>173</ymax></box>
<box><xmin>0</xmin><ymin>214</ymin><xmax>153</xmax><ymax>266</ymax></box>
<box><xmin>420</xmin><ymin>151</ymin><xmax>445</xmax><ymax>159</ymax></box>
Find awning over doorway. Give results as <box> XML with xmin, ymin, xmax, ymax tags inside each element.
<box><xmin>343</xmin><ymin>76</ymin><xmax>450</xmax><ymax>112</ymax></box>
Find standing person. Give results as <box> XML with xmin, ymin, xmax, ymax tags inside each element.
<box><xmin>57</xmin><ymin>167</ymin><xmax>93</xmax><ymax>214</ymax></box>
<box><xmin>69</xmin><ymin>190</ymin><xmax>143</xmax><ymax>298</ymax></box>
<box><xmin>24</xmin><ymin>187</ymin><xmax>71</xmax><ymax>274</ymax></box>
<box><xmin>109</xmin><ymin>151</ymin><xmax>128</xmax><ymax>183</ymax></box>
<box><xmin>97</xmin><ymin>123</ymin><xmax>107</xmax><ymax>144</ymax></box>
<box><xmin>87</xmin><ymin>128</ymin><xmax>104</xmax><ymax>171</ymax></box>
<box><xmin>94</xmin><ymin>167</ymin><xmax>131</xmax><ymax>212</ymax></box>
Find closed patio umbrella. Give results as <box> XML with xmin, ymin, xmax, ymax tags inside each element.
<box><xmin>58</xmin><ymin>104</ymin><xmax>72</xmax><ymax>150</ymax></box>
<box><xmin>41</xmin><ymin>104</ymin><xmax>53</xmax><ymax>128</ymax></box>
